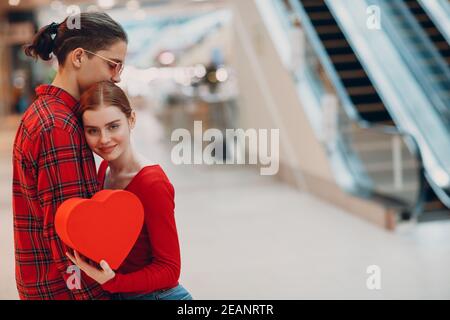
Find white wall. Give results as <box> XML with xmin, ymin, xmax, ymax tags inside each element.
<box><xmin>229</xmin><ymin>0</ymin><xmax>335</xmax><ymax>185</ymax></box>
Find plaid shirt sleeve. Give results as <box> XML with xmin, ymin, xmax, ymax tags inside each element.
<box><xmin>38</xmin><ymin>126</ymin><xmax>107</xmax><ymax>300</ymax></box>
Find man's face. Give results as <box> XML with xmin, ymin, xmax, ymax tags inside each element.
<box><xmin>78</xmin><ymin>41</ymin><xmax>127</xmax><ymax>92</ymax></box>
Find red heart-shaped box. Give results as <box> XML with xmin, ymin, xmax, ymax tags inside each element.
<box><xmin>55</xmin><ymin>190</ymin><xmax>144</xmax><ymax>270</ymax></box>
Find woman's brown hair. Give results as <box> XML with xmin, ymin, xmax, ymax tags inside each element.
<box><xmin>24</xmin><ymin>12</ymin><xmax>128</xmax><ymax>65</ymax></box>
<box><xmin>79</xmin><ymin>81</ymin><xmax>132</xmax><ymax>118</ymax></box>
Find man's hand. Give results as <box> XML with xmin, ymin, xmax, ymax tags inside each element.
<box><xmin>66</xmin><ymin>250</ymin><xmax>115</xmax><ymax>285</ymax></box>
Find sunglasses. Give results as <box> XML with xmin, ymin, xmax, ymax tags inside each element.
<box><xmin>84</xmin><ymin>49</ymin><xmax>124</xmax><ymax>76</ymax></box>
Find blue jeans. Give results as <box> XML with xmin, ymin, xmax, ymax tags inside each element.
<box><xmin>112</xmin><ymin>284</ymin><xmax>193</xmax><ymax>300</ymax></box>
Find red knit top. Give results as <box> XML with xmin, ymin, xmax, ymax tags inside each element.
<box><xmin>98</xmin><ymin>161</ymin><xmax>181</xmax><ymax>295</ymax></box>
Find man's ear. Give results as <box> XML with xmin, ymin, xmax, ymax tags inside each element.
<box><xmin>70</xmin><ymin>48</ymin><xmax>85</xmax><ymax>69</ymax></box>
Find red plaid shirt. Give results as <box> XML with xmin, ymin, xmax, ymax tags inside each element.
<box><xmin>12</xmin><ymin>85</ymin><xmax>109</xmax><ymax>300</ymax></box>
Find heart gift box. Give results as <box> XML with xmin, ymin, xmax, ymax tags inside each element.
<box><xmin>55</xmin><ymin>190</ymin><xmax>144</xmax><ymax>270</ymax></box>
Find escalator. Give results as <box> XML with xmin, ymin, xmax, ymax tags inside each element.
<box><xmin>295</xmin><ymin>0</ymin><xmax>448</xmax><ymax>217</ymax></box>
<box><xmin>376</xmin><ymin>0</ymin><xmax>450</xmax><ymax>216</ymax></box>
<box><xmin>301</xmin><ymin>0</ymin><xmax>394</xmax><ymax>125</ymax></box>
<box><xmin>403</xmin><ymin>0</ymin><xmax>450</xmax><ymax>66</ymax></box>
<box><xmin>382</xmin><ymin>0</ymin><xmax>450</xmax><ymax>121</ymax></box>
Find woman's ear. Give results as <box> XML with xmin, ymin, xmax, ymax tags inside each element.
<box><xmin>70</xmin><ymin>48</ymin><xmax>84</xmax><ymax>69</ymax></box>
<box><xmin>129</xmin><ymin>110</ymin><xmax>136</xmax><ymax>129</ymax></box>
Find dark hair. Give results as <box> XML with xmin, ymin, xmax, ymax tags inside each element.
<box><xmin>24</xmin><ymin>12</ymin><xmax>128</xmax><ymax>65</ymax></box>
<box><xmin>79</xmin><ymin>81</ymin><xmax>132</xmax><ymax>118</ymax></box>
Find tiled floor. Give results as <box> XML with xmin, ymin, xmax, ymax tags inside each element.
<box><xmin>2</xmin><ymin>110</ymin><xmax>450</xmax><ymax>300</ymax></box>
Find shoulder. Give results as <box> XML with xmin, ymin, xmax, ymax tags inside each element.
<box><xmin>140</xmin><ymin>165</ymin><xmax>172</xmax><ymax>186</ymax></box>
<box><xmin>127</xmin><ymin>165</ymin><xmax>175</xmax><ymax>211</ymax></box>
<box><xmin>22</xmin><ymin>96</ymin><xmax>80</xmax><ymax>138</ymax></box>
<box><xmin>132</xmin><ymin>165</ymin><xmax>174</xmax><ymax>194</ymax></box>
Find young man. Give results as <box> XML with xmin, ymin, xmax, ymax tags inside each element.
<box><xmin>12</xmin><ymin>12</ymin><xmax>128</xmax><ymax>300</ymax></box>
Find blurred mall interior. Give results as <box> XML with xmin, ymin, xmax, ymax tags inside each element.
<box><xmin>1</xmin><ymin>0</ymin><xmax>450</xmax><ymax>299</ymax></box>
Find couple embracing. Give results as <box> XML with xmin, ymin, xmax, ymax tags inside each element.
<box><xmin>12</xmin><ymin>12</ymin><xmax>192</xmax><ymax>300</ymax></box>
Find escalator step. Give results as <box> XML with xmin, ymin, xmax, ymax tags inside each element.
<box><xmin>434</xmin><ymin>41</ymin><xmax>450</xmax><ymax>51</ymax></box>
<box><xmin>355</xmin><ymin>103</ymin><xmax>386</xmax><ymax>113</ymax></box>
<box><xmin>423</xmin><ymin>27</ymin><xmax>441</xmax><ymax>37</ymax></box>
<box><xmin>317</xmin><ymin>32</ymin><xmax>344</xmax><ymax>41</ymax></box>
<box><xmin>308</xmin><ymin>11</ymin><xmax>334</xmax><ymax>21</ymax></box>
<box><xmin>301</xmin><ymin>0</ymin><xmax>326</xmax><ymax>8</ymax></box>
<box><xmin>411</xmin><ymin>13</ymin><xmax>429</xmax><ymax>22</ymax></box>
<box><xmin>342</xmin><ymin>77</ymin><xmax>373</xmax><ymax>87</ymax></box>
<box><xmin>315</xmin><ymin>25</ymin><xmax>341</xmax><ymax>34</ymax></box>
<box><xmin>418</xmin><ymin>20</ymin><xmax>436</xmax><ymax>29</ymax></box>
<box><xmin>350</xmin><ymin>94</ymin><xmax>382</xmax><ymax>104</ymax></box>
<box><xmin>325</xmin><ymin>47</ymin><xmax>354</xmax><ymax>55</ymax></box>
<box><xmin>330</xmin><ymin>53</ymin><xmax>357</xmax><ymax>63</ymax></box>
<box><xmin>430</xmin><ymin>34</ymin><xmax>446</xmax><ymax>42</ymax></box>
<box><xmin>338</xmin><ymin>69</ymin><xmax>367</xmax><ymax>79</ymax></box>
<box><xmin>347</xmin><ymin>86</ymin><xmax>377</xmax><ymax>96</ymax></box>
<box><xmin>322</xmin><ymin>39</ymin><xmax>349</xmax><ymax>49</ymax></box>
<box><xmin>333</xmin><ymin>62</ymin><xmax>364</xmax><ymax>71</ymax></box>
<box><xmin>404</xmin><ymin>0</ymin><xmax>420</xmax><ymax>8</ymax></box>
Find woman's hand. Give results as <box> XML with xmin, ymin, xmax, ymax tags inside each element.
<box><xmin>66</xmin><ymin>250</ymin><xmax>115</xmax><ymax>285</ymax></box>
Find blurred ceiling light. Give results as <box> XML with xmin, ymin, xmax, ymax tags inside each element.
<box><xmin>87</xmin><ymin>5</ymin><xmax>100</xmax><ymax>12</ymax></box>
<box><xmin>9</xmin><ymin>0</ymin><xmax>20</xmax><ymax>6</ymax></box>
<box><xmin>187</xmin><ymin>67</ymin><xmax>196</xmax><ymax>78</ymax></box>
<box><xmin>126</xmin><ymin>0</ymin><xmax>140</xmax><ymax>11</ymax></box>
<box><xmin>181</xmin><ymin>78</ymin><xmax>191</xmax><ymax>86</ymax></box>
<box><xmin>431</xmin><ymin>167</ymin><xmax>450</xmax><ymax>188</ymax></box>
<box><xmin>194</xmin><ymin>64</ymin><xmax>206</xmax><ymax>78</ymax></box>
<box><xmin>134</xmin><ymin>9</ymin><xmax>147</xmax><ymax>21</ymax></box>
<box><xmin>97</xmin><ymin>0</ymin><xmax>115</xmax><ymax>9</ymax></box>
<box><xmin>159</xmin><ymin>51</ymin><xmax>175</xmax><ymax>66</ymax></box>
<box><xmin>216</xmin><ymin>67</ymin><xmax>228</xmax><ymax>82</ymax></box>
<box><xmin>13</xmin><ymin>75</ymin><xmax>25</xmax><ymax>89</ymax></box>
<box><xmin>50</xmin><ymin>0</ymin><xmax>63</xmax><ymax>11</ymax></box>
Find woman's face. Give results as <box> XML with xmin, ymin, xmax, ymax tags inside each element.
<box><xmin>77</xmin><ymin>40</ymin><xmax>127</xmax><ymax>91</ymax></box>
<box><xmin>82</xmin><ymin>105</ymin><xmax>134</xmax><ymax>161</ymax></box>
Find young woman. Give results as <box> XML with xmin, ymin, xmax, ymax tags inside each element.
<box><xmin>13</xmin><ymin>12</ymin><xmax>128</xmax><ymax>299</ymax></box>
<box><xmin>66</xmin><ymin>81</ymin><xmax>193</xmax><ymax>300</ymax></box>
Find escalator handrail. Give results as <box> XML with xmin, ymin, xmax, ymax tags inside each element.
<box><xmin>288</xmin><ymin>0</ymin><xmax>426</xmax><ymax>216</ymax></box>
